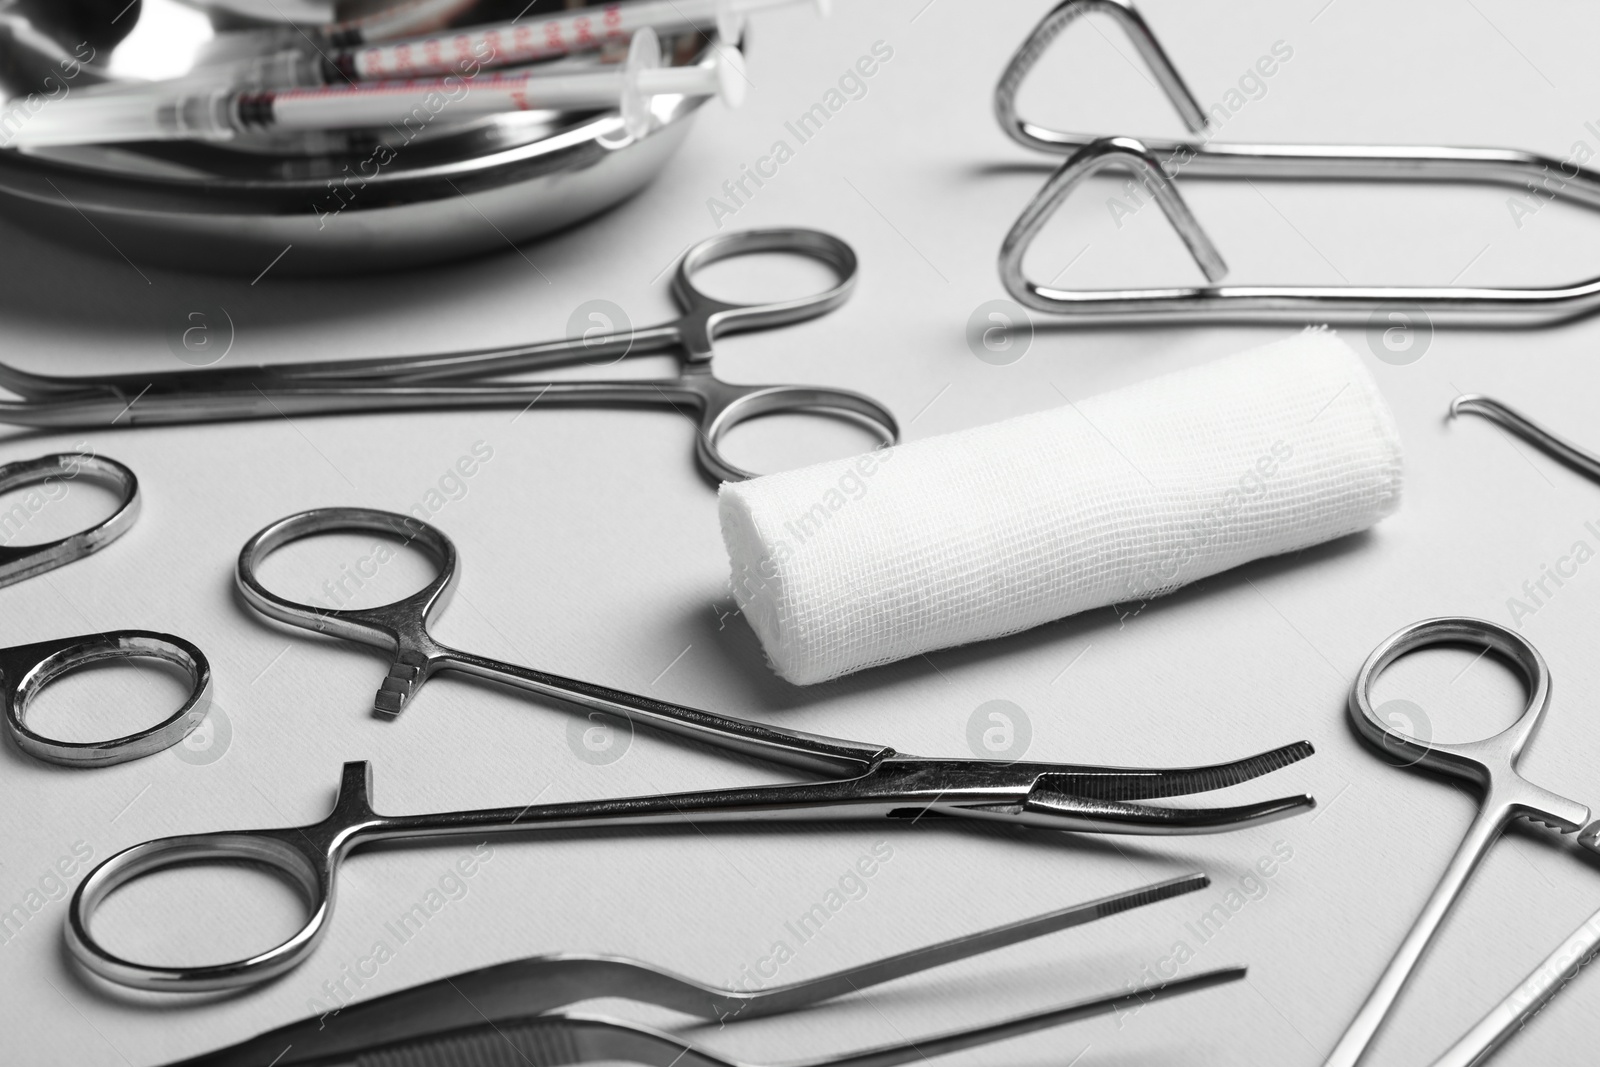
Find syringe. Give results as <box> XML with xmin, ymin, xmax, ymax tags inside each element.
<box><xmin>333</xmin><ymin>0</ymin><xmax>823</xmax><ymax>79</ymax></box>
<box><xmin>3</xmin><ymin>29</ymin><xmax>742</xmax><ymax>148</ymax></box>
<box><xmin>69</xmin><ymin>0</ymin><xmax>817</xmax><ymax>96</ymax></box>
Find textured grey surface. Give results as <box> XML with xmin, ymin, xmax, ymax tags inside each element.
<box><xmin>3</xmin><ymin>1</ymin><xmax>1600</xmax><ymax>1064</ymax></box>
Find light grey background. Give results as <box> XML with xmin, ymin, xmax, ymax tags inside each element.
<box><xmin>4</xmin><ymin>1</ymin><xmax>1600</xmax><ymax>1064</ymax></box>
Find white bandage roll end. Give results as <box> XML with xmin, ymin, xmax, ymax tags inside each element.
<box><xmin>720</xmin><ymin>328</ymin><xmax>1403</xmax><ymax>685</ymax></box>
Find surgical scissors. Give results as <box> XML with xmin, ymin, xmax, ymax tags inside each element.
<box><xmin>995</xmin><ymin>0</ymin><xmax>1600</xmax><ymax>325</ymax></box>
<box><xmin>2</xmin><ymin>630</ymin><xmax>212</xmax><ymax>766</ymax></box>
<box><xmin>1325</xmin><ymin>617</ymin><xmax>1595</xmax><ymax>1067</ymax></box>
<box><xmin>0</xmin><ymin>451</ymin><xmax>212</xmax><ymax>766</ymax></box>
<box><xmin>0</xmin><ymin>452</ymin><xmax>139</xmax><ymax>588</ymax></box>
<box><xmin>0</xmin><ymin>229</ymin><xmax>897</xmax><ymax>483</ymax></box>
<box><xmin>65</xmin><ymin>505</ymin><xmax>1315</xmax><ymax>992</ymax></box>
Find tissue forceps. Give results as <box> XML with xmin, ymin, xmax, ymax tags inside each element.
<box><xmin>0</xmin><ymin>228</ymin><xmax>897</xmax><ymax>483</ymax></box>
<box><xmin>65</xmin><ymin>505</ymin><xmax>1315</xmax><ymax>992</ymax></box>
<box><xmin>174</xmin><ymin>973</ymin><xmax>1244</xmax><ymax>1067</ymax></box>
<box><xmin>1324</xmin><ymin>618</ymin><xmax>1596</xmax><ymax>1067</ymax></box>
<box><xmin>995</xmin><ymin>0</ymin><xmax>1600</xmax><ymax>325</ymax></box>
<box><xmin>173</xmin><ymin>874</ymin><xmax>1219</xmax><ymax>1065</ymax></box>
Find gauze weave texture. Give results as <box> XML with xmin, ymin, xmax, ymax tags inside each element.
<box><xmin>719</xmin><ymin>328</ymin><xmax>1403</xmax><ymax>685</ymax></box>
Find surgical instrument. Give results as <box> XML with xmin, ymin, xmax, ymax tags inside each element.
<box><xmin>3</xmin><ymin>630</ymin><xmax>212</xmax><ymax>766</ymax></box>
<box><xmin>0</xmin><ymin>452</ymin><xmax>138</xmax><ymax>587</ymax></box>
<box><xmin>1428</xmin><ymin>905</ymin><xmax>1600</xmax><ymax>1067</ymax></box>
<box><xmin>1450</xmin><ymin>395</ymin><xmax>1600</xmax><ymax>484</ymax></box>
<box><xmin>173</xmin><ymin>972</ymin><xmax>1244</xmax><ymax>1066</ymax></box>
<box><xmin>62</xmin><ymin>505</ymin><xmax>1314</xmax><ymax>991</ymax></box>
<box><xmin>994</xmin><ymin>0</ymin><xmax>1600</xmax><ymax>325</ymax></box>
<box><xmin>0</xmin><ymin>452</ymin><xmax>208</xmax><ymax>766</ymax></box>
<box><xmin>1324</xmin><ymin>617</ymin><xmax>1595</xmax><ymax>1067</ymax></box>
<box><xmin>13</xmin><ymin>29</ymin><xmax>744</xmax><ymax>147</ymax></box>
<box><xmin>0</xmin><ymin>229</ymin><xmax>898</xmax><ymax>482</ymax></box>
<box><xmin>1423</xmin><ymin>396</ymin><xmax>1600</xmax><ymax>1066</ymax></box>
<box><xmin>173</xmin><ymin>873</ymin><xmax>1214</xmax><ymax>1065</ymax></box>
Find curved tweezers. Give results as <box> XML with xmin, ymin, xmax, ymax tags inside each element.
<box><xmin>182</xmin><ymin>971</ymin><xmax>1245</xmax><ymax>1067</ymax></box>
<box><xmin>995</xmin><ymin>0</ymin><xmax>1600</xmax><ymax>324</ymax></box>
<box><xmin>172</xmin><ymin>875</ymin><xmax>1211</xmax><ymax>1066</ymax></box>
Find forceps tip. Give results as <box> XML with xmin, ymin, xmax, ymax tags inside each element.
<box><xmin>1276</xmin><ymin>739</ymin><xmax>1316</xmax><ymax>762</ymax></box>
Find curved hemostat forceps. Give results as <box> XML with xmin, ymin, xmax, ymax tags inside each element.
<box><xmin>173</xmin><ymin>874</ymin><xmax>1240</xmax><ymax>1066</ymax></box>
<box><xmin>66</xmin><ymin>506</ymin><xmax>1315</xmax><ymax>993</ymax></box>
<box><xmin>0</xmin><ymin>228</ymin><xmax>896</xmax><ymax>482</ymax></box>
<box><xmin>995</xmin><ymin>0</ymin><xmax>1600</xmax><ymax>325</ymax></box>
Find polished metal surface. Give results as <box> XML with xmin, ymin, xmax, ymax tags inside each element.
<box><xmin>1451</xmin><ymin>395</ymin><xmax>1600</xmax><ymax>484</ymax></box>
<box><xmin>0</xmin><ymin>451</ymin><xmax>204</xmax><ymax>767</ymax></box>
<box><xmin>0</xmin><ymin>228</ymin><xmax>899</xmax><ymax>482</ymax></box>
<box><xmin>0</xmin><ymin>0</ymin><xmax>716</xmax><ymax>274</ymax></box>
<box><xmin>1423</xmin><ymin>407</ymin><xmax>1600</xmax><ymax>1067</ymax></box>
<box><xmin>203</xmin><ymin>970</ymin><xmax>1244</xmax><ymax>1067</ymax></box>
<box><xmin>994</xmin><ymin>0</ymin><xmax>1600</xmax><ymax>324</ymax></box>
<box><xmin>0</xmin><ymin>451</ymin><xmax>139</xmax><ymax>586</ymax></box>
<box><xmin>1428</xmin><ymin>905</ymin><xmax>1600</xmax><ymax>1067</ymax></box>
<box><xmin>1326</xmin><ymin>618</ymin><xmax>1594</xmax><ymax>1067</ymax></box>
<box><xmin>174</xmin><ymin>874</ymin><xmax>1212</xmax><ymax>1065</ymax></box>
<box><xmin>61</xmin><ymin>504</ymin><xmax>1315</xmax><ymax>992</ymax></box>
<box><xmin>1</xmin><ymin>629</ymin><xmax>212</xmax><ymax>766</ymax></box>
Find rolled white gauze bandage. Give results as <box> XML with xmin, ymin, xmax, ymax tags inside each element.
<box><xmin>719</xmin><ymin>328</ymin><xmax>1403</xmax><ymax>685</ymax></box>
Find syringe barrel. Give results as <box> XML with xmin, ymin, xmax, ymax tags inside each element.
<box><xmin>260</xmin><ymin>72</ymin><xmax>632</xmax><ymax>131</ymax></box>
<box><xmin>0</xmin><ymin>87</ymin><xmax>234</xmax><ymax>148</ymax></box>
<box><xmin>636</xmin><ymin>67</ymin><xmax>718</xmax><ymax>96</ymax></box>
<box><xmin>161</xmin><ymin>91</ymin><xmax>236</xmax><ymax>140</ymax></box>
<box><xmin>342</xmin><ymin>0</ymin><xmax>719</xmax><ymax>79</ymax></box>
<box><xmin>230</xmin><ymin>50</ymin><xmax>328</xmax><ymax>90</ymax></box>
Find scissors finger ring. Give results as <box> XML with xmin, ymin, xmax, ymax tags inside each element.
<box><xmin>1326</xmin><ymin>617</ymin><xmax>1591</xmax><ymax>1067</ymax></box>
<box><xmin>0</xmin><ymin>231</ymin><xmax>900</xmax><ymax>483</ymax></box>
<box><xmin>0</xmin><ymin>452</ymin><xmax>139</xmax><ymax>586</ymax></box>
<box><xmin>57</xmin><ymin>506</ymin><xmax>1314</xmax><ymax>991</ymax></box>
<box><xmin>2</xmin><ymin>630</ymin><xmax>212</xmax><ymax>767</ymax></box>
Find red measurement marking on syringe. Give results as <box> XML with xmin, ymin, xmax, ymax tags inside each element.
<box><xmin>348</xmin><ymin>1</ymin><xmax>663</xmax><ymax>79</ymax></box>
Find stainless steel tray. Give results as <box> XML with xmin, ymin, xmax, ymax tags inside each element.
<box><xmin>0</xmin><ymin>3</ymin><xmax>712</xmax><ymax>275</ymax></box>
